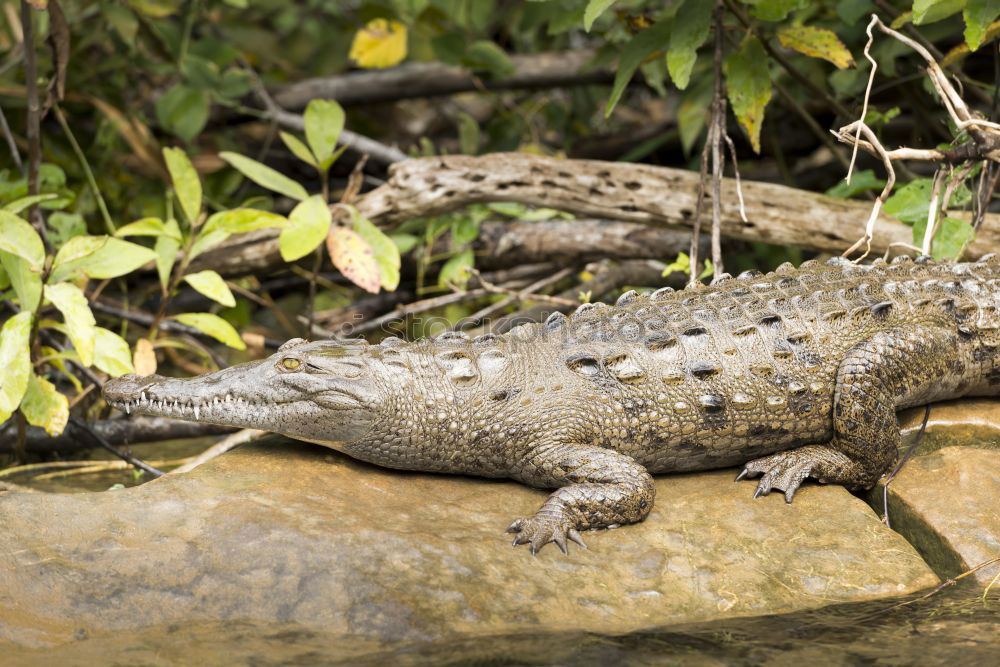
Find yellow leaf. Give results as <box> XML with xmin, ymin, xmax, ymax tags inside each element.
<box><xmin>776</xmin><ymin>26</ymin><xmax>854</xmax><ymax>69</ymax></box>
<box><xmin>327</xmin><ymin>227</ymin><xmax>381</xmax><ymax>294</ymax></box>
<box><xmin>20</xmin><ymin>373</ymin><xmax>69</xmax><ymax>436</ymax></box>
<box><xmin>349</xmin><ymin>19</ymin><xmax>407</xmax><ymax>69</ymax></box>
<box><xmin>134</xmin><ymin>338</ymin><xmax>157</xmax><ymax>376</ymax></box>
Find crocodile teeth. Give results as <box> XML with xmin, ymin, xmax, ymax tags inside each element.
<box><xmin>124</xmin><ymin>402</ymin><xmax>130</xmax><ymax>414</ymax></box>
<box><xmin>140</xmin><ymin>391</ymin><xmax>147</xmax><ymax>402</ymax></box>
<box><xmin>194</xmin><ymin>404</ymin><xmax>200</xmax><ymax>420</ymax></box>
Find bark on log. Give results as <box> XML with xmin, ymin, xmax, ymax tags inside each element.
<box><xmin>194</xmin><ymin>153</ymin><xmax>1000</xmax><ymax>278</ymax></box>
<box><xmin>195</xmin><ymin>219</ymin><xmax>698</xmax><ymax>277</ymax></box>
<box><xmin>0</xmin><ymin>417</ymin><xmax>236</xmax><ymax>455</ymax></box>
<box><xmin>355</xmin><ymin>153</ymin><xmax>1000</xmax><ymax>258</ymax></box>
<box><xmin>274</xmin><ymin>50</ymin><xmax>610</xmax><ymax>109</ymax></box>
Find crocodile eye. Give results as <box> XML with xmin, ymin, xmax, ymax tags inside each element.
<box><xmin>281</xmin><ymin>357</ymin><xmax>301</xmax><ymax>371</ymax></box>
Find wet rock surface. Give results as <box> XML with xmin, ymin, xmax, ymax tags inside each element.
<box><xmin>877</xmin><ymin>400</ymin><xmax>1000</xmax><ymax>587</ymax></box>
<box><xmin>0</xmin><ymin>438</ymin><xmax>937</xmax><ymax>651</ymax></box>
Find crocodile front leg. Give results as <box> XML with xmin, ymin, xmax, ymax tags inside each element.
<box><xmin>739</xmin><ymin>326</ymin><xmax>961</xmax><ymax>502</ymax></box>
<box><xmin>507</xmin><ymin>443</ymin><xmax>654</xmax><ymax>554</ymax></box>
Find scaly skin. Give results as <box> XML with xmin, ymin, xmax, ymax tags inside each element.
<box><xmin>104</xmin><ymin>255</ymin><xmax>1000</xmax><ymax>554</ymax></box>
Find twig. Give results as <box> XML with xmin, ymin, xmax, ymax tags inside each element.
<box><xmin>921</xmin><ymin>169</ymin><xmax>945</xmax><ymax>257</ymax></box>
<box><xmin>848</xmin><ymin>16</ymin><xmax>880</xmax><ymax>184</ymax></box>
<box><xmin>53</xmin><ymin>104</ymin><xmax>116</xmax><ymax>234</ymax></box>
<box><xmin>350</xmin><ymin>288</ymin><xmax>495</xmax><ymax>335</ymax></box>
<box><xmin>20</xmin><ymin>0</ymin><xmax>44</xmax><ymax>239</ymax></box>
<box><xmin>68</xmin><ymin>417</ymin><xmax>164</xmax><ymax>477</ymax></box>
<box><xmin>708</xmin><ymin>0</ymin><xmax>726</xmax><ymax>279</ymax></box>
<box><xmin>0</xmin><ymin>416</ymin><xmax>235</xmax><ymax>454</ymax></box>
<box><xmin>245</xmin><ymin>64</ymin><xmax>406</xmax><ymax>165</ymax></box>
<box><xmin>859</xmin><ymin>557</ymin><xmax>1000</xmax><ymax>621</ymax></box>
<box><xmin>467</xmin><ymin>267</ymin><xmax>577</xmax><ymax>307</ymax></box>
<box><xmin>837</xmin><ymin>121</ymin><xmax>896</xmax><ymax>261</ymax></box>
<box><xmin>881</xmin><ymin>404</ymin><xmax>930</xmax><ymax>528</ymax></box>
<box><xmin>169</xmin><ymin>428</ymin><xmax>265</xmax><ymax>474</ymax></box>
<box><xmin>0</xmin><ymin>100</ymin><xmax>23</xmax><ymax>175</ymax></box>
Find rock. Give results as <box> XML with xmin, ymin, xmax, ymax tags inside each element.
<box><xmin>875</xmin><ymin>399</ymin><xmax>1000</xmax><ymax>587</ymax></box>
<box><xmin>0</xmin><ymin>439</ymin><xmax>937</xmax><ymax>651</ymax></box>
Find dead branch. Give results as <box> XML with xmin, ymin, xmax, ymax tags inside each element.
<box><xmin>273</xmin><ymin>50</ymin><xmax>611</xmax><ymax>109</ymax></box>
<box><xmin>354</xmin><ymin>153</ymin><xmax>1000</xmax><ymax>257</ymax></box>
<box><xmin>0</xmin><ymin>416</ymin><xmax>236</xmax><ymax>455</ymax></box>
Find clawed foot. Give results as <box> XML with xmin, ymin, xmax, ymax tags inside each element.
<box><xmin>736</xmin><ymin>452</ymin><xmax>821</xmax><ymax>503</ymax></box>
<box><xmin>506</xmin><ymin>513</ymin><xmax>587</xmax><ymax>555</ymax></box>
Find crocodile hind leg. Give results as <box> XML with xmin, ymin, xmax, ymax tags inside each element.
<box><xmin>506</xmin><ymin>443</ymin><xmax>654</xmax><ymax>554</ymax></box>
<box><xmin>738</xmin><ymin>327</ymin><xmax>962</xmax><ymax>502</ymax></box>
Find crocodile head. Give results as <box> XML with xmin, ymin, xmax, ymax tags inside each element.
<box><xmin>103</xmin><ymin>338</ymin><xmax>379</xmax><ymax>448</ymax></box>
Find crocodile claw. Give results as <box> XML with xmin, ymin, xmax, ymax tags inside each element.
<box><xmin>506</xmin><ymin>516</ymin><xmax>587</xmax><ymax>555</ymax></box>
<box><xmin>738</xmin><ymin>453</ymin><xmax>816</xmax><ymax>503</ymax></box>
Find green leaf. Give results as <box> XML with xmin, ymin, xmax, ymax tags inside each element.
<box><xmin>45</xmin><ymin>282</ymin><xmax>97</xmax><ymax>366</ymax></box>
<box><xmin>203</xmin><ymin>208</ymin><xmax>287</xmax><ymax>234</ymax></box>
<box><xmin>219</xmin><ymin>152</ymin><xmax>309</xmax><ymax>201</ymax></box>
<box><xmin>965</xmin><ymin>0</ymin><xmax>1000</xmax><ymax>50</ymax></box>
<box><xmin>661</xmin><ymin>251</ymin><xmax>691</xmax><ymax>278</ymax></box>
<box><xmin>3</xmin><ymin>193</ymin><xmax>59</xmax><ymax>214</ymax></box>
<box><xmin>20</xmin><ymin>372</ymin><xmax>69</xmax><ymax>436</ymax></box>
<box><xmin>0</xmin><ymin>210</ymin><xmax>45</xmax><ymax>269</ymax></box>
<box><xmin>327</xmin><ymin>226</ymin><xmax>381</xmax><ymax>293</ymax></box>
<box><xmin>304</xmin><ymin>99</ymin><xmax>345</xmax><ymax>167</ymax></box>
<box><xmin>605</xmin><ymin>18</ymin><xmax>673</xmax><ymax>117</ymax></box>
<box><xmin>583</xmin><ymin>0</ymin><xmax>616</xmax><ymax>31</ymax></box>
<box><xmin>825</xmin><ymin>170</ymin><xmax>885</xmax><ymax>199</ymax></box>
<box><xmin>747</xmin><ymin>0</ymin><xmax>806</xmax><ymax>22</ymax></box>
<box><xmin>438</xmin><ymin>248</ymin><xmax>475</xmax><ymax>289</ymax></box>
<box><xmin>188</xmin><ymin>228</ymin><xmax>231</xmax><ymax>261</ymax></box>
<box><xmin>352</xmin><ymin>209</ymin><xmax>401</xmax><ymax>291</ymax></box>
<box><xmin>677</xmin><ymin>78</ymin><xmax>713</xmax><ymax>154</ymax></box>
<box><xmin>913</xmin><ymin>216</ymin><xmax>976</xmax><ymax>260</ymax></box>
<box><xmin>46</xmin><ymin>212</ymin><xmax>86</xmax><ymax>248</ymax></box>
<box><xmin>0</xmin><ymin>253</ymin><xmax>42</xmax><ymax>311</ymax></box>
<box><xmin>279</xmin><ymin>131</ymin><xmax>318</xmax><ymax>168</ymax></box>
<box><xmin>183</xmin><ymin>270</ymin><xmax>236</xmax><ymax>307</ymax></box>
<box><xmin>155</xmin><ymin>84</ymin><xmax>210</xmax><ymax>142</ymax></box>
<box><xmin>724</xmin><ymin>36</ymin><xmax>773</xmax><ymax>153</ymax></box>
<box><xmin>667</xmin><ymin>0</ymin><xmax>713</xmax><ymax>90</ymax></box>
<box><xmin>50</xmin><ymin>237</ymin><xmax>157</xmax><ymax>282</ymax></box>
<box><xmin>0</xmin><ymin>311</ymin><xmax>32</xmax><ymax>423</ymax></box>
<box><xmin>391</xmin><ymin>233</ymin><xmax>419</xmax><ymax>255</ymax></box>
<box><xmin>883</xmin><ymin>178</ymin><xmax>933</xmax><ymax>224</ymax></box>
<box><xmin>116</xmin><ymin>217</ymin><xmax>183</xmax><ymax>240</ymax></box>
<box><xmin>913</xmin><ymin>0</ymin><xmax>965</xmax><ymax>25</ymax></box>
<box><xmin>172</xmin><ymin>313</ymin><xmax>246</xmax><ymax>350</ymax></box>
<box><xmin>163</xmin><ymin>147</ymin><xmax>203</xmax><ymax>225</ymax></box>
<box><xmin>776</xmin><ymin>25</ymin><xmax>855</xmax><ymax>69</ymax></box>
<box><xmin>461</xmin><ymin>40</ymin><xmax>515</xmax><ymax>77</ymax></box>
<box><xmin>93</xmin><ymin>327</ymin><xmax>135</xmax><ymax>377</ymax></box>
<box><xmin>457</xmin><ymin>112</ymin><xmax>481</xmax><ymax>155</ymax></box>
<box><xmin>155</xmin><ymin>219</ymin><xmax>182</xmax><ymax>290</ymax></box>
<box><xmin>279</xmin><ymin>195</ymin><xmax>332</xmax><ymax>261</ymax></box>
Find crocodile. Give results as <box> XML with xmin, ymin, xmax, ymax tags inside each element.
<box><xmin>104</xmin><ymin>255</ymin><xmax>1000</xmax><ymax>554</ymax></box>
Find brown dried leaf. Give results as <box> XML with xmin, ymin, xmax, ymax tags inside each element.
<box><xmin>326</xmin><ymin>226</ymin><xmax>380</xmax><ymax>294</ymax></box>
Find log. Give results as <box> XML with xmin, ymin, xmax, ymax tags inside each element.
<box><xmin>273</xmin><ymin>50</ymin><xmax>610</xmax><ymax>109</ymax></box>
<box><xmin>355</xmin><ymin>153</ymin><xmax>1000</xmax><ymax>258</ymax></box>
<box><xmin>194</xmin><ymin>153</ymin><xmax>1000</xmax><ymax>278</ymax></box>
<box><xmin>0</xmin><ymin>417</ymin><xmax>236</xmax><ymax>455</ymax></box>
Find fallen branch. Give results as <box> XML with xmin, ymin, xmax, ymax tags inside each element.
<box><xmin>0</xmin><ymin>416</ymin><xmax>236</xmax><ymax>455</ymax></box>
<box><xmin>170</xmin><ymin>429</ymin><xmax>265</xmax><ymax>474</ymax></box>
<box><xmin>193</xmin><ymin>218</ymin><xmax>695</xmax><ymax>278</ymax></box>
<box><xmin>273</xmin><ymin>50</ymin><xmax>611</xmax><ymax>109</ymax></box>
<box><xmin>354</xmin><ymin>153</ymin><xmax>1000</xmax><ymax>257</ymax></box>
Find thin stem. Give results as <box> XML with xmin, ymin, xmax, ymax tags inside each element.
<box><xmin>53</xmin><ymin>104</ymin><xmax>116</xmax><ymax>234</ymax></box>
<box><xmin>20</xmin><ymin>1</ymin><xmax>44</xmax><ymax>240</ymax></box>
<box><xmin>0</xmin><ymin>101</ymin><xmax>23</xmax><ymax>175</ymax></box>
